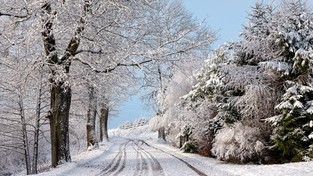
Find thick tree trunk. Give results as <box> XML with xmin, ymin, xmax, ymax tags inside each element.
<box><xmin>86</xmin><ymin>86</ymin><xmax>98</xmax><ymax>149</ymax></box>
<box><xmin>100</xmin><ymin>106</ymin><xmax>109</xmax><ymax>142</ymax></box>
<box><xmin>41</xmin><ymin>1</ymin><xmax>86</xmax><ymax>166</ymax></box>
<box><xmin>49</xmin><ymin>85</ymin><xmax>72</xmax><ymax>167</ymax></box>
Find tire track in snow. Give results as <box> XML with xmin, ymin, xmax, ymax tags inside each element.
<box><xmin>112</xmin><ymin>148</ymin><xmax>126</xmax><ymax>176</ymax></box>
<box><xmin>96</xmin><ymin>141</ymin><xmax>130</xmax><ymax>176</ymax></box>
<box><xmin>140</xmin><ymin>140</ymin><xmax>208</xmax><ymax>176</ymax></box>
<box><xmin>135</xmin><ymin>140</ymin><xmax>165</xmax><ymax>176</ymax></box>
<box><xmin>132</xmin><ymin>141</ymin><xmax>149</xmax><ymax>176</ymax></box>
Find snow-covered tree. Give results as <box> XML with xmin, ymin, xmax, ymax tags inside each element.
<box><xmin>233</xmin><ymin>0</ymin><xmax>313</xmax><ymax>162</ymax></box>
<box><xmin>232</xmin><ymin>2</ymin><xmax>273</xmax><ymax>65</ymax></box>
<box><xmin>151</xmin><ymin>0</ymin><xmax>313</xmax><ymax>164</ymax></box>
<box><xmin>1</xmin><ymin>0</ymin><xmax>215</xmax><ymax>168</ymax></box>
<box><xmin>149</xmin><ymin>60</ymin><xmax>200</xmax><ymax>143</ymax></box>
<box><xmin>176</xmin><ymin>46</ymin><xmax>275</xmax><ymax>158</ymax></box>
<box><xmin>268</xmin><ymin>81</ymin><xmax>313</xmax><ymax>161</ymax></box>
<box><xmin>0</xmin><ymin>51</ymin><xmax>50</xmax><ymax>174</ymax></box>
<box><xmin>212</xmin><ymin>122</ymin><xmax>265</xmax><ymax>163</ymax></box>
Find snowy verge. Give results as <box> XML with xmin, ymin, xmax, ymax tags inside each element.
<box><xmin>110</xmin><ymin>124</ymin><xmax>313</xmax><ymax>176</ymax></box>
<box><xmin>150</xmin><ymin>141</ymin><xmax>313</xmax><ymax>176</ymax></box>
<box><xmin>16</xmin><ymin>141</ymin><xmax>114</xmax><ymax>176</ymax></box>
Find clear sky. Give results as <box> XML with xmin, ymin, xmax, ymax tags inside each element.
<box><xmin>108</xmin><ymin>94</ymin><xmax>152</xmax><ymax>129</ymax></box>
<box><xmin>108</xmin><ymin>0</ymin><xmax>272</xmax><ymax>129</ymax></box>
<box><xmin>182</xmin><ymin>0</ymin><xmax>273</xmax><ymax>46</ymax></box>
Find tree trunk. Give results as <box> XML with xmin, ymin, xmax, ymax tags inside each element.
<box><xmin>31</xmin><ymin>71</ymin><xmax>43</xmax><ymax>174</ymax></box>
<box><xmin>19</xmin><ymin>98</ymin><xmax>31</xmax><ymax>174</ymax></box>
<box><xmin>100</xmin><ymin>106</ymin><xmax>109</xmax><ymax>142</ymax></box>
<box><xmin>31</xmin><ymin>102</ymin><xmax>40</xmax><ymax>174</ymax></box>
<box><xmin>49</xmin><ymin>85</ymin><xmax>72</xmax><ymax>167</ymax></box>
<box><xmin>158</xmin><ymin>126</ymin><xmax>166</xmax><ymax>141</ymax></box>
<box><xmin>86</xmin><ymin>86</ymin><xmax>98</xmax><ymax>149</ymax></box>
<box><xmin>179</xmin><ymin>136</ymin><xmax>183</xmax><ymax>148</ymax></box>
<box><xmin>41</xmin><ymin>1</ymin><xmax>85</xmax><ymax>167</ymax></box>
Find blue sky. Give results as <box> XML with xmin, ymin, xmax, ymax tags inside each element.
<box><xmin>108</xmin><ymin>94</ymin><xmax>151</xmax><ymax>129</ymax></box>
<box><xmin>183</xmin><ymin>0</ymin><xmax>272</xmax><ymax>46</ymax></box>
<box><xmin>108</xmin><ymin>0</ymin><xmax>270</xmax><ymax>129</ymax></box>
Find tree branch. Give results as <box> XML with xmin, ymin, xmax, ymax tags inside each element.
<box><xmin>73</xmin><ymin>57</ymin><xmax>153</xmax><ymax>73</ymax></box>
<box><xmin>41</xmin><ymin>2</ymin><xmax>58</xmax><ymax>65</ymax></box>
<box><xmin>60</xmin><ymin>0</ymin><xmax>92</xmax><ymax>72</ymax></box>
<box><xmin>75</xmin><ymin>49</ymin><xmax>103</xmax><ymax>55</ymax></box>
<box><xmin>0</xmin><ymin>12</ymin><xmax>28</xmax><ymax>18</ymax></box>
<box><xmin>0</xmin><ymin>145</ymin><xmax>25</xmax><ymax>155</ymax></box>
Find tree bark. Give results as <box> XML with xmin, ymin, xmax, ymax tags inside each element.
<box><xmin>100</xmin><ymin>106</ymin><xmax>109</xmax><ymax>142</ymax></box>
<box><xmin>49</xmin><ymin>85</ymin><xmax>72</xmax><ymax>167</ymax></box>
<box><xmin>86</xmin><ymin>86</ymin><xmax>98</xmax><ymax>149</ymax></box>
<box><xmin>158</xmin><ymin>126</ymin><xmax>166</xmax><ymax>141</ymax></box>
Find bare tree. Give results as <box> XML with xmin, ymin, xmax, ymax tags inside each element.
<box><xmin>0</xmin><ymin>53</ymin><xmax>49</xmax><ymax>174</ymax></box>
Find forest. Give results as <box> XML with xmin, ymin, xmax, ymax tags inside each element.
<box><xmin>1</xmin><ymin>0</ymin><xmax>313</xmax><ymax>175</ymax></box>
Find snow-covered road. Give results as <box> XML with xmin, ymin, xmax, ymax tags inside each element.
<box><xmin>28</xmin><ymin>126</ymin><xmax>313</xmax><ymax>176</ymax></box>
<box><xmin>95</xmin><ymin>139</ymin><xmax>166</xmax><ymax>176</ymax></box>
<box><xmin>34</xmin><ymin>137</ymin><xmax>232</xmax><ymax>176</ymax></box>
<box><xmin>95</xmin><ymin>138</ymin><xmax>232</xmax><ymax>176</ymax></box>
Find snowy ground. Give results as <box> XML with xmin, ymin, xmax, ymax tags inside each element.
<box><xmin>17</xmin><ymin>125</ymin><xmax>313</xmax><ymax>176</ymax></box>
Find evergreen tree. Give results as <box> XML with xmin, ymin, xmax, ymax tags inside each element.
<box><xmin>257</xmin><ymin>0</ymin><xmax>313</xmax><ymax>161</ymax></box>
<box><xmin>232</xmin><ymin>0</ymin><xmax>313</xmax><ymax>162</ymax></box>
<box><xmin>269</xmin><ymin>81</ymin><xmax>313</xmax><ymax>161</ymax></box>
<box><xmin>232</xmin><ymin>2</ymin><xmax>273</xmax><ymax>65</ymax></box>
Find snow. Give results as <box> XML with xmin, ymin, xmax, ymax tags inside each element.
<box><xmin>307</xmin><ymin>109</ymin><xmax>313</xmax><ymax>117</ymax></box>
<box><xmin>259</xmin><ymin>61</ymin><xmax>291</xmax><ymax>72</ymax></box>
<box><xmin>309</xmin><ymin>132</ymin><xmax>313</xmax><ymax>139</ymax></box>
<box><xmin>15</xmin><ymin>124</ymin><xmax>313</xmax><ymax>176</ymax></box>
<box><xmin>276</xmin><ymin>101</ymin><xmax>293</xmax><ymax>109</ymax></box>
<box><xmin>294</xmin><ymin>100</ymin><xmax>304</xmax><ymax>109</ymax></box>
<box><xmin>300</xmin><ymin>86</ymin><xmax>313</xmax><ymax>94</ymax></box>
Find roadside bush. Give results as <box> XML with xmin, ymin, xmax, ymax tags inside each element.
<box><xmin>211</xmin><ymin>122</ymin><xmax>265</xmax><ymax>163</ymax></box>
<box><xmin>197</xmin><ymin>134</ymin><xmax>214</xmax><ymax>157</ymax></box>
<box><xmin>181</xmin><ymin>141</ymin><xmax>198</xmax><ymax>153</ymax></box>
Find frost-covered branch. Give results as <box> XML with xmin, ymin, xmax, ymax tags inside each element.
<box><xmin>75</xmin><ymin>49</ymin><xmax>103</xmax><ymax>55</ymax></box>
<box><xmin>74</xmin><ymin>57</ymin><xmax>153</xmax><ymax>73</ymax></box>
